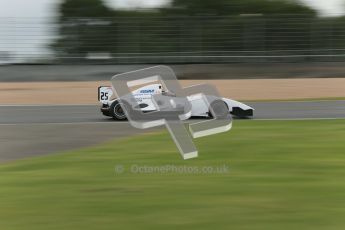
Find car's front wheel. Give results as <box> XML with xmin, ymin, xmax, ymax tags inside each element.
<box><xmin>110</xmin><ymin>101</ymin><xmax>128</xmax><ymax>120</ymax></box>
<box><xmin>230</xmin><ymin>107</ymin><xmax>253</xmax><ymax>118</ymax></box>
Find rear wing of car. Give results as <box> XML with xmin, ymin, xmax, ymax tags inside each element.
<box><xmin>98</xmin><ymin>86</ymin><xmax>113</xmax><ymax>104</ymax></box>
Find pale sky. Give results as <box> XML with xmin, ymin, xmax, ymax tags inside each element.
<box><xmin>301</xmin><ymin>0</ymin><xmax>344</xmax><ymax>16</ymax></box>
<box><xmin>0</xmin><ymin>0</ymin><xmax>344</xmax><ymax>18</ymax></box>
<box><xmin>104</xmin><ymin>0</ymin><xmax>345</xmax><ymax>16</ymax></box>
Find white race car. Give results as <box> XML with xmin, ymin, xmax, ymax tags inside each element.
<box><xmin>98</xmin><ymin>83</ymin><xmax>254</xmax><ymax>120</ymax></box>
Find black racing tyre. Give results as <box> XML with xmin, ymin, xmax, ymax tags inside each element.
<box><xmin>209</xmin><ymin>100</ymin><xmax>229</xmax><ymax>119</ymax></box>
<box><xmin>110</xmin><ymin>100</ymin><xmax>129</xmax><ymax>120</ymax></box>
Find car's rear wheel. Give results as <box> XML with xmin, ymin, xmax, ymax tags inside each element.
<box><xmin>110</xmin><ymin>101</ymin><xmax>128</xmax><ymax>120</ymax></box>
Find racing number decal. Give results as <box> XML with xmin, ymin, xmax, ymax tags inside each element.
<box><xmin>99</xmin><ymin>86</ymin><xmax>113</xmax><ymax>103</ymax></box>
<box><xmin>100</xmin><ymin>92</ymin><xmax>109</xmax><ymax>100</ymax></box>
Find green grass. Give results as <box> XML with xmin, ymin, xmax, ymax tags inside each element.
<box><xmin>1</xmin><ymin>119</ymin><xmax>345</xmax><ymax>230</ymax></box>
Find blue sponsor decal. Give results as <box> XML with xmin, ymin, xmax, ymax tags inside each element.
<box><xmin>140</xmin><ymin>89</ymin><xmax>155</xmax><ymax>94</ymax></box>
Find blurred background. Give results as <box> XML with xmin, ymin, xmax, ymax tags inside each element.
<box><xmin>0</xmin><ymin>0</ymin><xmax>345</xmax><ymax>80</ymax></box>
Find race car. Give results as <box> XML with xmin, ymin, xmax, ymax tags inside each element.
<box><xmin>98</xmin><ymin>83</ymin><xmax>254</xmax><ymax>120</ymax></box>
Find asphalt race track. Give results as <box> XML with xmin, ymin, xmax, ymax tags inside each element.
<box><xmin>1</xmin><ymin>100</ymin><xmax>344</xmax><ymax>162</ymax></box>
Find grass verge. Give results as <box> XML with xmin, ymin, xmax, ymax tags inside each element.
<box><xmin>1</xmin><ymin>119</ymin><xmax>345</xmax><ymax>230</ymax></box>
